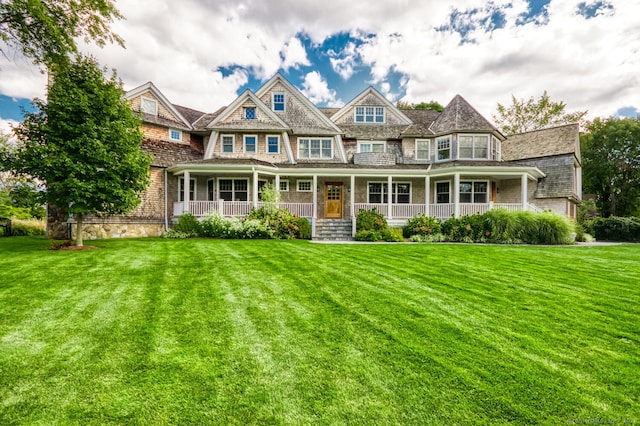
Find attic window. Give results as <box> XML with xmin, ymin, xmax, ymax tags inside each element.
<box><xmin>244</xmin><ymin>107</ymin><xmax>256</xmax><ymax>119</ymax></box>
<box><xmin>141</xmin><ymin>97</ymin><xmax>158</xmax><ymax>115</ymax></box>
<box><xmin>273</xmin><ymin>93</ymin><xmax>285</xmax><ymax>111</ymax></box>
<box><xmin>355</xmin><ymin>106</ymin><xmax>384</xmax><ymax>123</ymax></box>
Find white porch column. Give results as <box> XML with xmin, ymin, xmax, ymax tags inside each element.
<box><xmin>312</xmin><ymin>175</ymin><xmax>318</xmax><ymax>238</ymax></box>
<box><xmin>183</xmin><ymin>170</ymin><xmax>190</xmax><ymax>214</ymax></box>
<box><xmin>425</xmin><ymin>176</ymin><xmax>430</xmax><ymax>216</ymax></box>
<box><xmin>275</xmin><ymin>174</ymin><xmax>280</xmax><ymax>208</ymax></box>
<box><xmin>252</xmin><ymin>168</ymin><xmax>259</xmax><ymax>208</ymax></box>
<box><xmin>521</xmin><ymin>174</ymin><xmax>528</xmax><ymax>211</ymax></box>
<box><xmin>453</xmin><ymin>173</ymin><xmax>460</xmax><ymax>218</ymax></box>
<box><xmin>387</xmin><ymin>175</ymin><xmax>393</xmax><ymax>219</ymax></box>
<box><xmin>350</xmin><ymin>175</ymin><xmax>355</xmax><ymax>218</ymax></box>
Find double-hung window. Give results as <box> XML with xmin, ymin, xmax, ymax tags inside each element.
<box><xmin>207</xmin><ymin>179</ymin><xmax>215</xmax><ymax>201</ymax></box>
<box><xmin>436</xmin><ymin>182</ymin><xmax>450</xmax><ymax>204</ymax></box>
<box><xmin>244</xmin><ymin>135</ymin><xmax>257</xmax><ymax>153</ymax></box>
<box><xmin>219</xmin><ymin>179</ymin><xmax>248</xmax><ymax>201</ymax></box>
<box><xmin>367</xmin><ymin>182</ymin><xmax>411</xmax><ymax>204</ymax></box>
<box><xmin>221</xmin><ymin>135</ymin><xmax>234</xmax><ymax>153</ymax></box>
<box><xmin>298</xmin><ymin>138</ymin><xmax>332</xmax><ymax>159</ymax></box>
<box><xmin>267</xmin><ymin>135</ymin><xmax>279</xmax><ymax>154</ymax></box>
<box><xmin>458</xmin><ymin>134</ymin><xmax>490</xmax><ymax>159</ymax></box>
<box><xmin>436</xmin><ymin>136</ymin><xmax>451</xmax><ymax>161</ymax></box>
<box><xmin>272</xmin><ymin>93</ymin><xmax>285</xmax><ymax>111</ymax></box>
<box><xmin>416</xmin><ymin>140</ymin><xmax>430</xmax><ymax>160</ymax></box>
<box><xmin>358</xmin><ymin>141</ymin><xmax>385</xmax><ymax>153</ymax></box>
<box><xmin>355</xmin><ymin>106</ymin><xmax>385</xmax><ymax>123</ymax></box>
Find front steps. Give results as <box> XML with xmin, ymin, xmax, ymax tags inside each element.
<box><xmin>313</xmin><ymin>219</ymin><xmax>353</xmax><ymax>241</ymax></box>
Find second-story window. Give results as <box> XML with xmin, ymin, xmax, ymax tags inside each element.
<box><xmin>221</xmin><ymin>135</ymin><xmax>234</xmax><ymax>153</ymax></box>
<box><xmin>355</xmin><ymin>106</ymin><xmax>385</xmax><ymax>123</ymax></box>
<box><xmin>244</xmin><ymin>107</ymin><xmax>256</xmax><ymax>119</ymax></box>
<box><xmin>436</xmin><ymin>136</ymin><xmax>451</xmax><ymax>161</ymax></box>
<box><xmin>459</xmin><ymin>135</ymin><xmax>490</xmax><ymax>159</ymax></box>
<box><xmin>273</xmin><ymin>93</ymin><xmax>285</xmax><ymax>111</ymax></box>
<box><xmin>358</xmin><ymin>141</ymin><xmax>385</xmax><ymax>153</ymax></box>
<box><xmin>416</xmin><ymin>140</ymin><xmax>430</xmax><ymax>160</ymax></box>
<box><xmin>298</xmin><ymin>138</ymin><xmax>332</xmax><ymax>159</ymax></box>
<box><xmin>244</xmin><ymin>135</ymin><xmax>257</xmax><ymax>153</ymax></box>
<box><xmin>267</xmin><ymin>135</ymin><xmax>279</xmax><ymax>154</ymax></box>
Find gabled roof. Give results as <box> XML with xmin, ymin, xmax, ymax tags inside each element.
<box><xmin>330</xmin><ymin>86</ymin><xmax>413</xmax><ymax>125</ymax></box>
<box><xmin>430</xmin><ymin>95</ymin><xmax>499</xmax><ymax>135</ymax></box>
<box><xmin>207</xmin><ymin>90</ymin><xmax>290</xmax><ymax>131</ymax></box>
<box><xmin>174</xmin><ymin>105</ymin><xmax>206</xmax><ymax>126</ymax></box>
<box><xmin>501</xmin><ymin>123</ymin><xmax>580</xmax><ymax>162</ymax></box>
<box><xmin>255</xmin><ymin>73</ymin><xmax>342</xmax><ymax>134</ymax></box>
<box><xmin>400</xmin><ymin>109</ymin><xmax>441</xmax><ymax>136</ymax></box>
<box><xmin>125</xmin><ymin>82</ymin><xmax>193</xmax><ymax>129</ymax></box>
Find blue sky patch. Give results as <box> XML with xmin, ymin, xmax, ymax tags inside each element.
<box><xmin>576</xmin><ymin>1</ymin><xmax>614</xmax><ymax>19</ymax></box>
<box><xmin>0</xmin><ymin>95</ymin><xmax>34</xmax><ymax>121</ymax></box>
<box><xmin>516</xmin><ymin>0</ymin><xmax>551</xmax><ymax>25</ymax></box>
<box><xmin>614</xmin><ymin>106</ymin><xmax>640</xmax><ymax>118</ymax></box>
<box><xmin>437</xmin><ymin>2</ymin><xmax>509</xmax><ymax>44</ymax></box>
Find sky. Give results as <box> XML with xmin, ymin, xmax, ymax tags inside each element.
<box><xmin>1</xmin><ymin>0</ymin><xmax>639</xmax><ymax>135</ymax></box>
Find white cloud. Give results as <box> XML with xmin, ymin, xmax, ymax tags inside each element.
<box><xmin>280</xmin><ymin>36</ymin><xmax>310</xmax><ymax>71</ymax></box>
<box><xmin>0</xmin><ymin>119</ymin><xmax>19</xmax><ymax>143</ymax></box>
<box><xmin>300</xmin><ymin>71</ymin><xmax>342</xmax><ymax>107</ymax></box>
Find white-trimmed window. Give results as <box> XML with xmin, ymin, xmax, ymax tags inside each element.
<box><xmin>178</xmin><ymin>177</ymin><xmax>196</xmax><ymax>202</ymax></box>
<box><xmin>244</xmin><ymin>135</ymin><xmax>257</xmax><ymax>153</ymax></box>
<box><xmin>273</xmin><ymin>93</ymin><xmax>285</xmax><ymax>111</ymax></box>
<box><xmin>207</xmin><ymin>179</ymin><xmax>215</xmax><ymax>201</ymax></box>
<box><xmin>416</xmin><ymin>139</ymin><xmax>430</xmax><ymax>160</ymax></box>
<box><xmin>219</xmin><ymin>179</ymin><xmax>248</xmax><ymax>201</ymax></box>
<box><xmin>169</xmin><ymin>129</ymin><xmax>182</xmax><ymax>141</ymax></box>
<box><xmin>140</xmin><ymin>97</ymin><xmax>158</xmax><ymax>115</ymax></box>
<box><xmin>436</xmin><ymin>181</ymin><xmax>450</xmax><ymax>204</ymax></box>
<box><xmin>436</xmin><ymin>136</ymin><xmax>451</xmax><ymax>161</ymax></box>
<box><xmin>355</xmin><ymin>106</ymin><xmax>385</xmax><ymax>123</ymax></box>
<box><xmin>358</xmin><ymin>141</ymin><xmax>386</xmax><ymax>153</ymax></box>
<box><xmin>267</xmin><ymin>135</ymin><xmax>280</xmax><ymax>154</ymax></box>
<box><xmin>298</xmin><ymin>138</ymin><xmax>332</xmax><ymax>159</ymax></box>
<box><xmin>367</xmin><ymin>182</ymin><xmax>411</xmax><ymax>204</ymax></box>
<box><xmin>460</xmin><ymin>181</ymin><xmax>488</xmax><ymax>203</ymax></box>
<box><xmin>279</xmin><ymin>180</ymin><xmax>289</xmax><ymax>192</ymax></box>
<box><xmin>492</xmin><ymin>137</ymin><xmax>501</xmax><ymax>161</ymax></box>
<box><xmin>297</xmin><ymin>180</ymin><xmax>312</xmax><ymax>192</ymax></box>
<box><xmin>221</xmin><ymin>135</ymin><xmax>234</xmax><ymax>153</ymax></box>
<box><xmin>458</xmin><ymin>134</ymin><xmax>490</xmax><ymax>159</ymax></box>
<box><xmin>244</xmin><ymin>107</ymin><xmax>256</xmax><ymax>119</ymax></box>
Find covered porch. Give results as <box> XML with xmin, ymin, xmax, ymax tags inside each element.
<box><xmin>169</xmin><ymin>163</ymin><xmax>545</xmax><ymax>237</ymax></box>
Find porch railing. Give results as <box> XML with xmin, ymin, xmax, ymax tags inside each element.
<box><xmin>173</xmin><ymin>201</ymin><xmax>313</xmax><ymax>219</ymax></box>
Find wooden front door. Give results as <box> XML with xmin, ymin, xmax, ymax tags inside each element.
<box><xmin>324</xmin><ymin>182</ymin><xmax>343</xmax><ymax>218</ymax></box>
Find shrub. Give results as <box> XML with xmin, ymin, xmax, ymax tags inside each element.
<box><xmin>163</xmin><ymin>229</ymin><xmax>197</xmax><ymax>239</ymax></box>
<box><xmin>383</xmin><ymin>227</ymin><xmax>404</xmax><ymax>242</ymax></box>
<box><xmin>9</xmin><ymin>219</ymin><xmax>46</xmax><ymax>236</ymax></box>
<box><xmin>356</xmin><ymin>208</ymin><xmax>387</xmax><ymax>232</ymax></box>
<box><xmin>586</xmin><ymin>216</ymin><xmax>640</xmax><ymax>242</ymax></box>
<box><xmin>577</xmin><ymin>199</ymin><xmax>598</xmax><ymax>224</ymax></box>
<box><xmin>484</xmin><ymin>209</ymin><xmax>518</xmax><ymax>243</ymax></box>
<box><xmin>0</xmin><ymin>204</ymin><xmax>33</xmax><ymax>220</ymax></box>
<box><xmin>532</xmin><ymin>211</ymin><xmax>575</xmax><ymax>245</ymax></box>
<box><xmin>200</xmin><ymin>212</ymin><xmax>228</xmax><ymax>238</ymax></box>
<box><xmin>247</xmin><ymin>206</ymin><xmax>301</xmax><ymax>239</ymax></box>
<box><xmin>296</xmin><ymin>217</ymin><xmax>312</xmax><ymax>240</ymax></box>
<box><xmin>403</xmin><ymin>214</ymin><xmax>442</xmax><ymax>238</ymax></box>
<box><xmin>239</xmin><ymin>219</ymin><xmax>271</xmax><ymax>239</ymax></box>
<box><xmin>355</xmin><ymin>230</ymin><xmax>383</xmax><ymax>241</ymax></box>
<box><xmin>173</xmin><ymin>213</ymin><xmax>201</xmax><ymax>235</ymax></box>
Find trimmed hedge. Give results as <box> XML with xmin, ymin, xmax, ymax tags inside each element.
<box><xmin>585</xmin><ymin>216</ymin><xmax>640</xmax><ymax>242</ymax></box>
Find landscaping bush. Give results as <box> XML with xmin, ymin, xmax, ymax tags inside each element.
<box><xmin>532</xmin><ymin>211</ymin><xmax>575</xmax><ymax>245</ymax></box>
<box><xmin>356</xmin><ymin>208</ymin><xmax>387</xmax><ymax>232</ymax></box>
<box><xmin>200</xmin><ymin>212</ymin><xmax>228</xmax><ymax>238</ymax></box>
<box><xmin>403</xmin><ymin>214</ymin><xmax>442</xmax><ymax>238</ymax></box>
<box><xmin>163</xmin><ymin>229</ymin><xmax>196</xmax><ymax>239</ymax></box>
<box><xmin>9</xmin><ymin>219</ymin><xmax>46</xmax><ymax>236</ymax></box>
<box><xmin>173</xmin><ymin>212</ymin><xmax>201</xmax><ymax>236</ymax></box>
<box><xmin>586</xmin><ymin>216</ymin><xmax>640</xmax><ymax>242</ymax></box>
<box><xmin>296</xmin><ymin>217</ymin><xmax>312</xmax><ymax>240</ymax></box>
<box><xmin>0</xmin><ymin>204</ymin><xmax>33</xmax><ymax>220</ymax></box>
<box><xmin>354</xmin><ymin>230</ymin><xmax>383</xmax><ymax>242</ymax></box>
<box><xmin>247</xmin><ymin>206</ymin><xmax>300</xmax><ymax>239</ymax></box>
<box><xmin>484</xmin><ymin>209</ymin><xmax>518</xmax><ymax>243</ymax></box>
<box><xmin>441</xmin><ymin>214</ymin><xmax>490</xmax><ymax>243</ymax></box>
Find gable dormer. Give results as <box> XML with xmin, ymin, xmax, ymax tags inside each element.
<box><xmin>255</xmin><ymin>73</ymin><xmax>342</xmax><ymax>136</ymax></box>
<box><xmin>330</xmin><ymin>87</ymin><xmax>413</xmax><ymax>126</ymax></box>
<box><xmin>125</xmin><ymin>82</ymin><xmax>195</xmax><ymax>144</ymax></box>
<box><xmin>207</xmin><ymin>90</ymin><xmax>290</xmax><ymax>132</ymax></box>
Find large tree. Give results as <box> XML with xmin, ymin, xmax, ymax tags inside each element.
<box><xmin>11</xmin><ymin>55</ymin><xmax>152</xmax><ymax>246</ymax></box>
<box><xmin>0</xmin><ymin>0</ymin><xmax>123</xmax><ymax>66</ymax></box>
<box><xmin>582</xmin><ymin>117</ymin><xmax>640</xmax><ymax>217</ymax></box>
<box><xmin>493</xmin><ymin>91</ymin><xmax>587</xmax><ymax>135</ymax></box>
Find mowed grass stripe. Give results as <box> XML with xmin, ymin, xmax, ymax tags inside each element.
<box><xmin>0</xmin><ymin>237</ymin><xmax>638</xmax><ymax>424</ymax></box>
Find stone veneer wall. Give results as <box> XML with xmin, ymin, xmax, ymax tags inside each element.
<box><xmin>69</xmin><ymin>218</ymin><xmax>165</xmax><ymax>240</ymax></box>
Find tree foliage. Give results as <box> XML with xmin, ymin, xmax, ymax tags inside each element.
<box><xmin>10</xmin><ymin>55</ymin><xmax>152</xmax><ymax>245</ymax></box>
<box><xmin>0</xmin><ymin>0</ymin><xmax>123</xmax><ymax>66</ymax></box>
<box><xmin>396</xmin><ymin>100</ymin><xmax>444</xmax><ymax>112</ymax></box>
<box><xmin>582</xmin><ymin>117</ymin><xmax>640</xmax><ymax>217</ymax></box>
<box><xmin>493</xmin><ymin>91</ymin><xmax>587</xmax><ymax>135</ymax></box>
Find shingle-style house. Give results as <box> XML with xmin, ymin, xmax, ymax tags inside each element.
<box><xmin>55</xmin><ymin>74</ymin><xmax>581</xmax><ymax>240</ymax></box>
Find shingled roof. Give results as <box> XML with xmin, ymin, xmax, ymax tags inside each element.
<box><xmin>401</xmin><ymin>109</ymin><xmax>440</xmax><ymax>136</ymax></box>
<box><xmin>502</xmin><ymin>123</ymin><xmax>580</xmax><ymax>162</ymax></box>
<box><xmin>141</xmin><ymin>139</ymin><xmax>203</xmax><ymax>167</ymax></box>
<box><xmin>430</xmin><ymin>95</ymin><xmax>499</xmax><ymax>134</ymax></box>
<box><xmin>173</xmin><ymin>105</ymin><xmax>206</xmax><ymax>126</ymax></box>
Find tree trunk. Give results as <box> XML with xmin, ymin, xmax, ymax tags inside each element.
<box><xmin>75</xmin><ymin>213</ymin><xmax>84</xmax><ymax>247</ymax></box>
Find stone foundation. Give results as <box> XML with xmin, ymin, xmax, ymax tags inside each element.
<box><xmin>69</xmin><ymin>219</ymin><xmax>165</xmax><ymax>240</ymax></box>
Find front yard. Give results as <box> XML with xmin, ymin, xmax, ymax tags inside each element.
<box><xmin>0</xmin><ymin>237</ymin><xmax>638</xmax><ymax>424</ymax></box>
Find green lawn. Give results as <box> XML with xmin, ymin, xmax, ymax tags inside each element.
<box><xmin>0</xmin><ymin>237</ymin><xmax>638</xmax><ymax>425</ymax></box>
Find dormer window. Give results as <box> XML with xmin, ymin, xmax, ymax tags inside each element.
<box><xmin>244</xmin><ymin>107</ymin><xmax>256</xmax><ymax>119</ymax></box>
<box><xmin>140</xmin><ymin>97</ymin><xmax>158</xmax><ymax>115</ymax></box>
<box><xmin>355</xmin><ymin>106</ymin><xmax>384</xmax><ymax>123</ymax></box>
<box><xmin>273</xmin><ymin>93</ymin><xmax>285</xmax><ymax>111</ymax></box>
<box><xmin>358</xmin><ymin>141</ymin><xmax>386</xmax><ymax>153</ymax></box>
